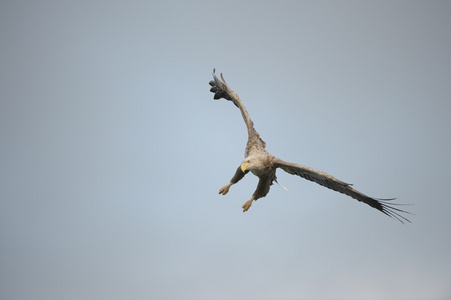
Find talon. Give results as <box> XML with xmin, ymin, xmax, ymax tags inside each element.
<box><xmin>242</xmin><ymin>199</ymin><xmax>254</xmax><ymax>212</ymax></box>
<box><xmin>219</xmin><ymin>183</ymin><xmax>232</xmax><ymax>195</ymax></box>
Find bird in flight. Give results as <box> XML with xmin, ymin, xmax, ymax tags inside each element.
<box><xmin>209</xmin><ymin>69</ymin><xmax>410</xmax><ymax>223</ymax></box>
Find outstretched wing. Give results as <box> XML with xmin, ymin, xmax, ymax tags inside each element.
<box><xmin>274</xmin><ymin>159</ymin><xmax>411</xmax><ymax>223</ymax></box>
<box><xmin>209</xmin><ymin>69</ymin><xmax>266</xmax><ymax>149</ymax></box>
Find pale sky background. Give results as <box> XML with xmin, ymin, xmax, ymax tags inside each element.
<box><xmin>1</xmin><ymin>1</ymin><xmax>451</xmax><ymax>299</ymax></box>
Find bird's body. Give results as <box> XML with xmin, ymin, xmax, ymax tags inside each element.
<box><xmin>209</xmin><ymin>69</ymin><xmax>410</xmax><ymax>223</ymax></box>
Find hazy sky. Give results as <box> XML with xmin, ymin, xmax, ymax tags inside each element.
<box><xmin>1</xmin><ymin>1</ymin><xmax>451</xmax><ymax>299</ymax></box>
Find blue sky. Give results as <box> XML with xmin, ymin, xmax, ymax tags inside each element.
<box><xmin>1</xmin><ymin>1</ymin><xmax>450</xmax><ymax>299</ymax></box>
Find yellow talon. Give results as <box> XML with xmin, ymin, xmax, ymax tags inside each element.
<box><xmin>242</xmin><ymin>198</ymin><xmax>254</xmax><ymax>212</ymax></box>
<box><xmin>219</xmin><ymin>183</ymin><xmax>232</xmax><ymax>195</ymax></box>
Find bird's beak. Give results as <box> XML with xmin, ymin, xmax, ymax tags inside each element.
<box><xmin>241</xmin><ymin>162</ymin><xmax>250</xmax><ymax>172</ymax></box>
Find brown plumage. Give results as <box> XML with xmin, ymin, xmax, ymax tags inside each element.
<box><xmin>209</xmin><ymin>69</ymin><xmax>410</xmax><ymax>223</ymax></box>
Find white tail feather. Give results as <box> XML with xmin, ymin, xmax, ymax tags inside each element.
<box><xmin>275</xmin><ymin>179</ymin><xmax>289</xmax><ymax>191</ymax></box>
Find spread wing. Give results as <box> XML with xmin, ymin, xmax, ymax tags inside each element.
<box><xmin>209</xmin><ymin>69</ymin><xmax>266</xmax><ymax>149</ymax></box>
<box><xmin>209</xmin><ymin>69</ymin><xmax>254</xmax><ymax>136</ymax></box>
<box><xmin>274</xmin><ymin>158</ymin><xmax>411</xmax><ymax>223</ymax></box>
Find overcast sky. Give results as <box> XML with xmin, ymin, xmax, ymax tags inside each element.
<box><xmin>1</xmin><ymin>1</ymin><xmax>451</xmax><ymax>299</ymax></box>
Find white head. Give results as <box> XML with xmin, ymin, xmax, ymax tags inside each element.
<box><xmin>240</xmin><ymin>155</ymin><xmax>264</xmax><ymax>172</ymax></box>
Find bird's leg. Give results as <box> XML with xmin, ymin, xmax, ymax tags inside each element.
<box><xmin>219</xmin><ymin>183</ymin><xmax>232</xmax><ymax>195</ymax></box>
<box><xmin>241</xmin><ymin>175</ymin><xmax>270</xmax><ymax>212</ymax></box>
<box><xmin>242</xmin><ymin>197</ymin><xmax>255</xmax><ymax>212</ymax></box>
<box><xmin>218</xmin><ymin>166</ymin><xmax>248</xmax><ymax>196</ymax></box>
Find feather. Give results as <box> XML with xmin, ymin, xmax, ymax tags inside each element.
<box><xmin>210</xmin><ymin>69</ymin><xmax>411</xmax><ymax>222</ymax></box>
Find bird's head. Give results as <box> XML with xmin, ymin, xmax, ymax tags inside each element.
<box><xmin>240</xmin><ymin>160</ymin><xmax>251</xmax><ymax>172</ymax></box>
<box><xmin>240</xmin><ymin>156</ymin><xmax>262</xmax><ymax>172</ymax></box>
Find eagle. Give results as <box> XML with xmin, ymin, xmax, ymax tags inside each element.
<box><xmin>209</xmin><ymin>69</ymin><xmax>410</xmax><ymax>223</ymax></box>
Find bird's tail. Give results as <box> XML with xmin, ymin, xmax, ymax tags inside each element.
<box><xmin>275</xmin><ymin>179</ymin><xmax>289</xmax><ymax>192</ymax></box>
